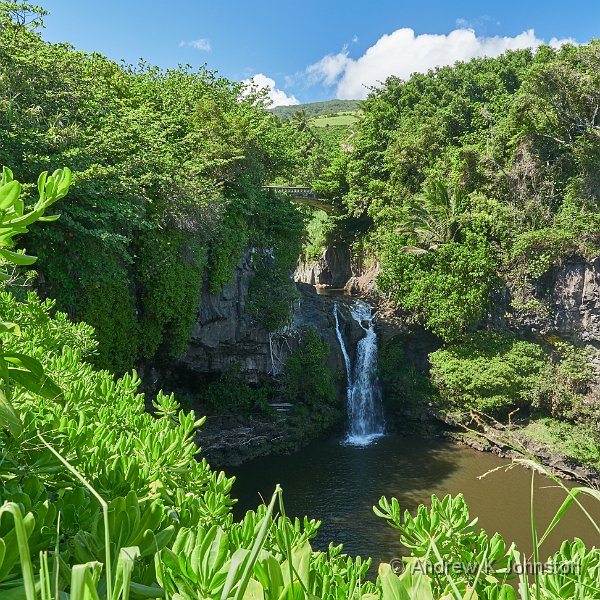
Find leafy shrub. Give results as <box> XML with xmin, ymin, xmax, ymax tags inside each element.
<box><xmin>510</xmin><ymin>227</ymin><xmax>577</xmax><ymax>279</ymax></box>
<box><xmin>520</xmin><ymin>417</ymin><xmax>600</xmax><ymax>470</ymax></box>
<box><xmin>282</xmin><ymin>327</ymin><xmax>336</xmax><ymax>409</ymax></box>
<box><xmin>247</xmin><ymin>259</ymin><xmax>298</xmax><ymax>331</ymax></box>
<box><xmin>379</xmin><ymin>335</ymin><xmax>437</xmax><ymax>408</ymax></box>
<box><xmin>246</xmin><ymin>189</ymin><xmax>305</xmax><ymax>331</ymax></box>
<box><xmin>375</xmin><ymin>494</ymin><xmax>517</xmax><ymax>598</ymax></box>
<box><xmin>198</xmin><ymin>371</ymin><xmax>273</xmax><ymax>416</ymax></box>
<box><xmin>378</xmin><ymin>231</ymin><xmax>498</xmax><ymax>341</ymax></box>
<box><xmin>136</xmin><ymin>229</ymin><xmax>207</xmax><ymax>358</ymax></box>
<box><xmin>207</xmin><ymin>211</ymin><xmax>249</xmax><ymax>294</ymax></box>
<box><xmin>429</xmin><ymin>331</ymin><xmax>549</xmax><ymax>414</ymax></box>
<box><xmin>302</xmin><ymin>208</ymin><xmax>334</xmax><ymax>261</ymax></box>
<box><xmin>77</xmin><ymin>273</ymin><xmax>140</xmax><ymax>372</ymax></box>
<box><xmin>532</xmin><ymin>342</ymin><xmax>598</xmax><ymax>423</ymax></box>
<box><xmin>0</xmin><ymin>11</ymin><xmax>306</xmax><ymax>372</ymax></box>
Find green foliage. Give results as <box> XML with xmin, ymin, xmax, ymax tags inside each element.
<box><xmin>3</xmin><ymin>7</ymin><xmax>600</xmax><ymax>598</ymax></box>
<box><xmin>198</xmin><ymin>371</ymin><xmax>273</xmax><ymax>416</ymax></box>
<box><xmin>0</xmin><ymin>166</ymin><xmax>71</xmax><ymax>281</ymax></box>
<box><xmin>246</xmin><ymin>190</ymin><xmax>305</xmax><ymax>331</ymax></box>
<box><xmin>375</xmin><ymin>487</ymin><xmax>600</xmax><ymax>600</ymax></box>
<box><xmin>310</xmin><ymin>112</ymin><xmax>359</xmax><ymax>127</ymax></box>
<box><xmin>282</xmin><ymin>327</ymin><xmax>336</xmax><ymax>409</ymax></box>
<box><xmin>509</xmin><ymin>228</ymin><xmax>580</xmax><ymax>279</ymax></box>
<box><xmin>301</xmin><ymin>209</ymin><xmax>334</xmax><ymax>261</ymax></box>
<box><xmin>0</xmin><ymin>14</ymin><xmax>305</xmax><ymax>372</ymax></box>
<box><xmin>136</xmin><ymin>229</ymin><xmax>207</xmax><ymax>358</ymax></box>
<box><xmin>429</xmin><ymin>331</ymin><xmax>549</xmax><ymax>414</ymax></box>
<box><xmin>0</xmin><ymin>166</ymin><xmax>71</xmax><ymax>434</ymax></box>
<box><xmin>378</xmin><ymin>336</ymin><xmax>437</xmax><ymax>408</ymax></box>
<box><xmin>519</xmin><ymin>418</ymin><xmax>600</xmax><ymax>471</ymax></box>
<box><xmin>271</xmin><ymin>99</ymin><xmax>361</xmax><ymax>121</ymax></box>
<box><xmin>375</xmin><ymin>493</ymin><xmax>517</xmax><ymax>598</ymax></box>
<box><xmin>1</xmin><ymin>285</ymin><xmax>598</xmax><ymax>598</ymax></box>
<box><xmin>379</xmin><ymin>231</ymin><xmax>498</xmax><ymax>341</ymax></box>
<box><xmin>339</xmin><ymin>42</ymin><xmax>600</xmax><ymax>359</ymax></box>
<box><xmin>208</xmin><ymin>211</ymin><xmax>249</xmax><ymax>294</ymax></box>
<box><xmin>396</xmin><ymin>180</ymin><xmax>468</xmax><ymax>254</ymax></box>
<box><xmin>532</xmin><ymin>342</ymin><xmax>598</xmax><ymax>423</ymax></box>
<box><xmin>76</xmin><ymin>272</ymin><xmax>139</xmax><ymax>372</ymax></box>
<box><xmin>248</xmin><ymin>259</ymin><xmax>298</xmax><ymax>331</ymax></box>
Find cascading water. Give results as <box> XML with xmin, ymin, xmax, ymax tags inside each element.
<box><xmin>334</xmin><ymin>300</ymin><xmax>385</xmax><ymax>446</ymax></box>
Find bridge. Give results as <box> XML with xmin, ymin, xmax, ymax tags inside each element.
<box><xmin>262</xmin><ymin>185</ymin><xmax>339</xmax><ymax>214</ymax></box>
<box><xmin>262</xmin><ymin>185</ymin><xmax>320</xmax><ymax>200</ymax></box>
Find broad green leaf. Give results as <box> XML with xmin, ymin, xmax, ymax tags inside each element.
<box><xmin>243</xmin><ymin>578</ymin><xmax>265</xmax><ymax>600</ymax></box>
<box><xmin>0</xmin><ymin>389</ymin><xmax>23</xmax><ymax>436</ymax></box>
<box><xmin>0</xmin><ymin>248</ymin><xmax>37</xmax><ymax>266</ymax></box>
<box><xmin>0</xmin><ymin>322</ymin><xmax>20</xmax><ymax>336</ymax></box>
<box><xmin>0</xmin><ymin>503</ymin><xmax>36</xmax><ymax>600</ymax></box>
<box><xmin>0</xmin><ymin>180</ymin><xmax>21</xmax><ymax>210</ymax></box>
<box><xmin>1</xmin><ymin>352</ymin><xmax>62</xmax><ymax>399</ymax></box>
<box><xmin>379</xmin><ymin>563</ymin><xmax>411</xmax><ymax>600</ymax></box>
<box><xmin>37</xmin><ymin>171</ymin><xmax>48</xmax><ymax>201</ymax></box>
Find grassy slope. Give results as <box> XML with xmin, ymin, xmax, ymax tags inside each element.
<box><xmin>270</xmin><ymin>99</ymin><xmax>360</xmax><ymax>120</ymax></box>
<box><xmin>310</xmin><ymin>111</ymin><xmax>359</xmax><ymax>127</ymax></box>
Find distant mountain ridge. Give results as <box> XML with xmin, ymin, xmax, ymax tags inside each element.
<box><xmin>271</xmin><ymin>99</ymin><xmax>361</xmax><ymax>120</ymax></box>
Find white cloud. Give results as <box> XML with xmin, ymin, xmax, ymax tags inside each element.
<box><xmin>242</xmin><ymin>73</ymin><xmax>299</xmax><ymax>107</ymax></box>
<box><xmin>179</xmin><ymin>38</ymin><xmax>212</xmax><ymax>51</ymax></box>
<box><xmin>307</xmin><ymin>50</ymin><xmax>350</xmax><ymax>86</ymax></box>
<box><xmin>307</xmin><ymin>27</ymin><xmax>575</xmax><ymax>99</ymax></box>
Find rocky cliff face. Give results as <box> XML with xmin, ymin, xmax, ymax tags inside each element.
<box><xmin>298</xmin><ymin>244</ymin><xmax>600</xmax><ymax>349</ymax></box>
<box><xmin>176</xmin><ymin>250</ymin><xmax>360</xmax><ymax>382</ymax></box>
<box><xmin>178</xmin><ymin>246</ymin><xmax>600</xmax><ymax>405</ymax></box>
<box><xmin>178</xmin><ymin>250</ymin><xmax>272</xmax><ymax>381</ymax></box>
<box><xmin>295</xmin><ymin>244</ymin><xmax>352</xmax><ymax>288</ymax></box>
<box><xmin>295</xmin><ymin>244</ymin><xmax>381</xmax><ymax>296</ymax></box>
<box><xmin>491</xmin><ymin>256</ymin><xmax>600</xmax><ymax>349</ymax></box>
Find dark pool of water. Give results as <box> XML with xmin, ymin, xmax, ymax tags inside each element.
<box><xmin>228</xmin><ymin>434</ymin><xmax>600</xmax><ymax>565</ymax></box>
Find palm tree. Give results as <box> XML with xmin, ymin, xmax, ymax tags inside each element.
<box><xmin>397</xmin><ymin>181</ymin><xmax>467</xmax><ymax>255</ymax></box>
<box><xmin>291</xmin><ymin>110</ymin><xmax>309</xmax><ymax>132</ymax></box>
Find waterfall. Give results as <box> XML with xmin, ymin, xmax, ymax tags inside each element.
<box><xmin>334</xmin><ymin>300</ymin><xmax>385</xmax><ymax>446</ymax></box>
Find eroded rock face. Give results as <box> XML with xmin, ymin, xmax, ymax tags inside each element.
<box><xmin>295</xmin><ymin>244</ymin><xmax>352</xmax><ymax>288</ymax></box>
<box><xmin>177</xmin><ymin>254</ymin><xmax>356</xmax><ymax>382</ymax></box>
<box><xmin>550</xmin><ymin>258</ymin><xmax>600</xmax><ymax>346</ymax></box>
<box><xmin>491</xmin><ymin>257</ymin><xmax>600</xmax><ymax>348</ymax></box>
<box><xmin>178</xmin><ymin>250</ymin><xmax>272</xmax><ymax>381</ymax></box>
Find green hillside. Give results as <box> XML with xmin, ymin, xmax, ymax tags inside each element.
<box><xmin>271</xmin><ymin>99</ymin><xmax>360</xmax><ymax>120</ymax></box>
<box><xmin>310</xmin><ymin>111</ymin><xmax>359</xmax><ymax>127</ymax></box>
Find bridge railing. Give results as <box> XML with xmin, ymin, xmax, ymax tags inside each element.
<box><xmin>262</xmin><ymin>185</ymin><xmax>319</xmax><ymax>199</ymax></box>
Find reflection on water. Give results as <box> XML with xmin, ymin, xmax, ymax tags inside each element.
<box><xmin>228</xmin><ymin>434</ymin><xmax>600</xmax><ymax>566</ymax></box>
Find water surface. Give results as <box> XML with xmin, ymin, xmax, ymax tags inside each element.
<box><xmin>229</xmin><ymin>434</ymin><xmax>600</xmax><ymax>565</ymax></box>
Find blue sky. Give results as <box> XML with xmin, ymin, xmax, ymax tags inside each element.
<box><xmin>41</xmin><ymin>1</ymin><xmax>600</xmax><ymax>105</ymax></box>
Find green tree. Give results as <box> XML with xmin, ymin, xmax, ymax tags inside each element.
<box><xmin>397</xmin><ymin>180</ymin><xmax>468</xmax><ymax>255</ymax></box>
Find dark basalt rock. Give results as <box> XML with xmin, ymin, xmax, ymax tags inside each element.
<box><xmin>294</xmin><ymin>243</ymin><xmax>352</xmax><ymax>288</ymax></box>
<box><xmin>489</xmin><ymin>256</ymin><xmax>600</xmax><ymax>349</ymax></box>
